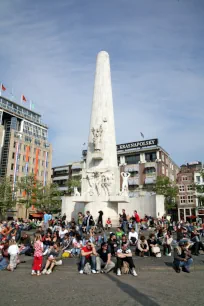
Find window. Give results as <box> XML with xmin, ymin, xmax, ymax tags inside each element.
<box><xmin>186</xmin><ymin>209</ymin><xmax>190</xmax><ymax>216</ymax></box>
<box><xmin>182</xmin><ymin>176</ymin><xmax>188</xmax><ymax>181</ymax></box>
<box><xmin>130</xmin><ymin>171</ymin><xmax>139</xmax><ymax>177</ymax></box>
<box><xmin>12</xmin><ymin>152</ymin><xmax>15</xmax><ymax>159</ymax></box>
<box><xmin>42</xmin><ymin>161</ymin><xmax>44</xmax><ymax>166</ymax></box>
<box><xmin>11</xmin><ymin>164</ymin><xmax>14</xmax><ymax>170</ymax></box>
<box><xmin>145</xmin><ymin>167</ymin><xmax>156</xmax><ymax>174</ymax></box>
<box><xmin>166</xmin><ymin>169</ymin><xmax>169</xmax><ymax>176</ymax></box>
<box><xmin>145</xmin><ymin>152</ymin><xmax>156</xmax><ymax>162</ymax></box>
<box><xmin>10</xmin><ymin>175</ymin><xmax>13</xmax><ymax>182</ymax></box>
<box><xmin>188</xmin><ymin>196</ymin><xmax>194</xmax><ymax>203</ymax></box>
<box><xmin>162</xmin><ymin>165</ymin><xmax>165</xmax><ymax>175</ymax></box>
<box><xmin>196</xmin><ymin>176</ymin><xmax>200</xmax><ymax>183</ymax></box>
<box><xmin>125</xmin><ymin>154</ymin><xmax>140</xmax><ymax>165</ymax></box>
<box><xmin>180</xmin><ymin>196</ymin><xmax>186</xmax><ymax>204</ymax></box>
<box><xmin>187</xmin><ymin>185</ymin><xmax>193</xmax><ymax>191</ymax></box>
<box><xmin>179</xmin><ymin>185</ymin><xmax>185</xmax><ymax>192</ymax></box>
<box><xmin>161</xmin><ymin>154</ymin><xmax>164</xmax><ymax>162</ymax></box>
<box><xmin>13</xmin><ymin>142</ymin><xmax>16</xmax><ymax>148</ymax></box>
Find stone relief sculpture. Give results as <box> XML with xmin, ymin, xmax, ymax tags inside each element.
<box><xmin>121</xmin><ymin>172</ymin><xmax>130</xmax><ymax>193</ymax></box>
<box><xmin>74</xmin><ymin>187</ymin><xmax>80</xmax><ymax>196</ymax></box>
<box><xmin>94</xmin><ymin>172</ymin><xmax>101</xmax><ymax>196</ymax></box>
<box><xmin>92</xmin><ymin>124</ymin><xmax>103</xmax><ymax>151</ymax></box>
<box><xmin>101</xmin><ymin>172</ymin><xmax>114</xmax><ymax>196</ymax></box>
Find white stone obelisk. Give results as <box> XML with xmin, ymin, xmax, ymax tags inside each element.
<box><xmin>86</xmin><ymin>51</ymin><xmax>118</xmax><ymax>171</ymax></box>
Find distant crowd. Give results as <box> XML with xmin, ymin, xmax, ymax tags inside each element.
<box><xmin>0</xmin><ymin>209</ymin><xmax>204</xmax><ymax>276</ymax></box>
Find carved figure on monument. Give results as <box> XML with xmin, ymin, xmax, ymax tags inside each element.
<box><xmin>121</xmin><ymin>172</ymin><xmax>130</xmax><ymax>193</ymax></box>
<box><xmin>101</xmin><ymin>172</ymin><xmax>114</xmax><ymax>196</ymax></box>
<box><xmin>86</xmin><ymin>173</ymin><xmax>95</xmax><ymax>196</ymax></box>
<box><xmin>94</xmin><ymin>172</ymin><xmax>101</xmax><ymax>195</ymax></box>
<box><xmin>92</xmin><ymin>124</ymin><xmax>103</xmax><ymax>151</ymax></box>
<box><xmin>74</xmin><ymin>187</ymin><xmax>80</xmax><ymax>196</ymax></box>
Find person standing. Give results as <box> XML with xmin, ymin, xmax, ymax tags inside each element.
<box><xmin>7</xmin><ymin>240</ymin><xmax>19</xmax><ymax>271</ymax></box>
<box><xmin>43</xmin><ymin>211</ymin><xmax>50</xmax><ymax>233</ymax></box>
<box><xmin>121</xmin><ymin>209</ymin><xmax>127</xmax><ymax>233</ymax></box>
<box><xmin>133</xmin><ymin>210</ymin><xmax>140</xmax><ymax>233</ymax></box>
<box><xmin>31</xmin><ymin>234</ymin><xmax>43</xmax><ymax>276</ymax></box>
<box><xmin>85</xmin><ymin>211</ymin><xmax>94</xmax><ymax>233</ymax></box>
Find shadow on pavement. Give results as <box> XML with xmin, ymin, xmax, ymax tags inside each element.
<box><xmin>106</xmin><ymin>273</ymin><xmax>160</xmax><ymax>306</ymax></box>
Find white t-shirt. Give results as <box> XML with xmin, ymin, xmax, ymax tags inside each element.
<box><xmin>72</xmin><ymin>238</ymin><xmax>82</xmax><ymax>248</ymax></box>
<box><xmin>128</xmin><ymin>231</ymin><xmax>138</xmax><ymax>241</ymax></box>
<box><xmin>8</xmin><ymin>244</ymin><xmax>19</xmax><ymax>255</ymax></box>
<box><xmin>59</xmin><ymin>229</ymin><xmax>68</xmax><ymax>239</ymax></box>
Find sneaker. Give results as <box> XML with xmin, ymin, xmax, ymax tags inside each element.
<box><xmin>31</xmin><ymin>271</ymin><xmax>36</xmax><ymax>276</ymax></box>
<box><xmin>37</xmin><ymin>272</ymin><xmax>41</xmax><ymax>276</ymax></box>
<box><xmin>42</xmin><ymin>269</ymin><xmax>47</xmax><ymax>275</ymax></box>
<box><xmin>182</xmin><ymin>267</ymin><xmax>190</xmax><ymax>273</ymax></box>
<box><xmin>79</xmin><ymin>270</ymin><xmax>84</xmax><ymax>274</ymax></box>
<box><xmin>46</xmin><ymin>269</ymin><xmax>52</xmax><ymax>275</ymax></box>
<box><xmin>117</xmin><ymin>269</ymin><xmax>121</xmax><ymax>276</ymax></box>
<box><xmin>131</xmin><ymin>268</ymin><xmax>138</xmax><ymax>277</ymax></box>
<box><xmin>91</xmin><ymin>270</ymin><xmax>97</xmax><ymax>274</ymax></box>
<box><xmin>167</xmin><ymin>253</ymin><xmax>171</xmax><ymax>257</ymax></box>
<box><xmin>96</xmin><ymin>271</ymin><xmax>100</xmax><ymax>274</ymax></box>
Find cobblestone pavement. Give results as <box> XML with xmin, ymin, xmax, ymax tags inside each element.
<box><xmin>0</xmin><ymin>255</ymin><xmax>204</xmax><ymax>306</ymax></box>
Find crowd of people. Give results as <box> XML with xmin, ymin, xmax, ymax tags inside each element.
<box><xmin>0</xmin><ymin>209</ymin><xmax>204</xmax><ymax>276</ymax></box>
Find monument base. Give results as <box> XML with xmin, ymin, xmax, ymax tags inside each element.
<box><xmin>61</xmin><ymin>194</ymin><xmax>165</xmax><ymax>227</ymax></box>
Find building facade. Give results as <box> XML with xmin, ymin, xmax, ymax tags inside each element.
<box><xmin>177</xmin><ymin>162</ymin><xmax>202</xmax><ymax>221</ymax></box>
<box><xmin>0</xmin><ymin>96</ymin><xmax>52</xmax><ymax>217</ymax></box>
<box><xmin>53</xmin><ymin>138</ymin><xmax>179</xmax><ymax>197</ymax></box>
<box><xmin>194</xmin><ymin>170</ymin><xmax>204</xmax><ymax>221</ymax></box>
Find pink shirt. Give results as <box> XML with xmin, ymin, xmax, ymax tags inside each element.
<box><xmin>34</xmin><ymin>241</ymin><xmax>43</xmax><ymax>257</ymax></box>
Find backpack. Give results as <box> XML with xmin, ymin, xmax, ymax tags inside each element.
<box><xmin>83</xmin><ymin>262</ymin><xmax>91</xmax><ymax>274</ymax></box>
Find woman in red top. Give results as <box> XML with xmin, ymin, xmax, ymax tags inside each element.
<box><xmin>32</xmin><ymin>234</ymin><xmax>43</xmax><ymax>276</ymax></box>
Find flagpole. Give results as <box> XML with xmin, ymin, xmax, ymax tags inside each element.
<box><xmin>0</xmin><ymin>83</ymin><xmax>2</xmax><ymax>97</ymax></box>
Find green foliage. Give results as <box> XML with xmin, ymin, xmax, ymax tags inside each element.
<box><xmin>67</xmin><ymin>178</ymin><xmax>81</xmax><ymax>195</ymax></box>
<box><xmin>153</xmin><ymin>176</ymin><xmax>179</xmax><ymax>210</ymax></box>
<box><xmin>0</xmin><ymin>177</ymin><xmax>15</xmax><ymax>217</ymax></box>
<box><xmin>17</xmin><ymin>174</ymin><xmax>43</xmax><ymax>216</ymax></box>
<box><xmin>39</xmin><ymin>183</ymin><xmax>62</xmax><ymax>211</ymax></box>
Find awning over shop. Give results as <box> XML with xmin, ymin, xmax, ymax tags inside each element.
<box><xmin>30</xmin><ymin>213</ymin><xmax>44</xmax><ymax>218</ymax></box>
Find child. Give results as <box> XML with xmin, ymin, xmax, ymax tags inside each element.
<box><xmin>105</xmin><ymin>218</ymin><xmax>112</xmax><ymax>230</ymax></box>
<box><xmin>32</xmin><ymin>234</ymin><xmax>43</xmax><ymax>276</ymax></box>
<box><xmin>7</xmin><ymin>240</ymin><xmax>19</xmax><ymax>271</ymax></box>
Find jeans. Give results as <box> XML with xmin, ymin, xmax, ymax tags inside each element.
<box><xmin>174</xmin><ymin>258</ymin><xmax>193</xmax><ymax>269</ymax></box>
<box><xmin>96</xmin><ymin>257</ymin><xmax>115</xmax><ymax>273</ymax></box>
<box><xmin>80</xmin><ymin>255</ymin><xmax>96</xmax><ymax>270</ymax></box>
<box><xmin>133</xmin><ymin>222</ymin><xmax>138</xmax><ymax>233</ymax></box>
<box><xmin>19</xmin><ymin>246</ymin><xmax>30</xmax><ymax>255</ymax></box>
<box><xmin>116</xmin><ymin>256</ymin><xmax>135</xmax><ymax>270</ymax></box>
<box><xmin>122</xmin><ymin>221</ymin><xmax>127</xmax><ymax>233</ymax></box>
<box><xmin>71</xmin><ymin>248</ymin><xmax>81</xmax><ymax>256</ymax></box>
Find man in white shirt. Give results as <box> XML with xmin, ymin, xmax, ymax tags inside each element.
<box><xmin>116</xmin><ymin>244</ymin><xmax>137</xmax><ymax>277</ymax></box>
<box><xmin>59</xmin><ymin>227</ymin><xmax>68</xmax><ymax>241</ymax></box>
<box><xmin>128</xmin><ymin>228</ymin><xmax>138</xmax><ymax>246</ymax></box>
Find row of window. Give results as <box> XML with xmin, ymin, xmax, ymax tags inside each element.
<box><xmin>125</xmin><ymin>152</ymin><xmax>157</xmax><ymax>165</ymax></box>
<box><xmin>179</xmin><ymin>185</ymin><xmax>193</xmax><ymax>192</ymax></box>
<box><xmin>180</xmin><ymin>195</ymin><xmax>194</xmax><ymax>204</ymax></box>
<box><xmin>12</xmin><ymin>153</ymin><xmax>49</xmax><ymax>167</ymax></box>
<box><xmin>13</xmin><ymin>142</ymin><xmax>49</xmax><ymax>157</ymax></box>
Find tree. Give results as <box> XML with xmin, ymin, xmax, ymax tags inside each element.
<box><xmin>39</xmin><ymin>183</ymin><xmax>62</xmax><ymax>212</ymax></box>
<box><xmin>17</xmin><ymin>174</ymin><xmax>43</xmax><ymax>217</ymax></box>
<box><xmin>0</xmin><ymin>177</ymin><xmax>16</xmax><ymax>218</ymax></box>
<box><xmin>66</xmin><ymin>178</ymin><xmax>81</xmax><ymax>196</ymax></box>
<box><xmin>153</xmin><ymin>176</ymin><xmax>179</xmax><ymax>211</ymax></box>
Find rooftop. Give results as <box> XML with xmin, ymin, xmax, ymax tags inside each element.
<box><xmin>0</xmin><ymin>96</ymin><xmax>48</xmax><ymax>128</ymax></box>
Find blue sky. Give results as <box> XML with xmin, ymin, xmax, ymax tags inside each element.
<box><xmin>0</xmin><ymin>0</ymin><xmax>204</xmax><ymax>166</ymax></box>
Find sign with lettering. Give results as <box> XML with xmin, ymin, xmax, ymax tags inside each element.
<box><xmin>117</xmin><ymin>139</ymin><xmax>158</xmax><ymax>151</ymax></box>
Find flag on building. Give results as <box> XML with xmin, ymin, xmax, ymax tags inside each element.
<box><xmin>21</xmin><ymin>94</ymin><xmax>27</xmax><ymax>103</ymax></box>
<box><xmin>140</xmin><ymin>132</ymin><xmax>144</xmax><ymax>138</ymax></box>
<box><xmin>1</xmin><ymin>83</ymin><xmax>6</xmax><ymax>91</ymax></box>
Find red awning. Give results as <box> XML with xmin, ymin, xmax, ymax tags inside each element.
<box><xmin>30</xmin><ymin>213</ymin><xmax>43</xmax><ymax>218</ymax></box>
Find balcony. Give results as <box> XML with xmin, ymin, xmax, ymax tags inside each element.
<box><xmin>144</xmin><ymin>162</ymin><xmax>156</xmax><ymax>168</ymax></box>
<box><xmin>128</xmin><ymin>177</ymin><xmax>139</xmax><ymax>186</ymax></box>
<box><xmin>53</xmin><ymin>176</ymin><xmax>69</xmax><ymax>181</ymax></box>
<box><xmin>124</xmin><ymin>164</ymin><xmax>139</xmax><ymax>172</ymax></box>
<box><xmin>145</xmin><ymin>176</ymin><xmax>156</xmax><ymax>184</ymax></box>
